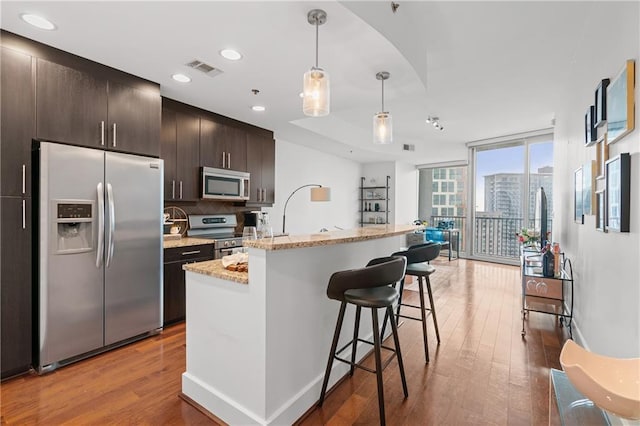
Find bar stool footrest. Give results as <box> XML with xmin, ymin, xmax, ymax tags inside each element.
<box><xmin>333</xmin><ymin>352</ymin><xmax>398</xmax><ymax>375</ymax></box>
<box><xmin>400</xmin><ymin>302</ymin><xmax>432</xmax><ymax>311</ymax></box>
<box><xmin>397</xmin><ymin>312</ymin><xmax>433</xmax><ymax>322</ymax></box>
<box><xmin>334</xmin><ymin>336</ymin><xmax>400</xmax><ymax>374</ymax></box>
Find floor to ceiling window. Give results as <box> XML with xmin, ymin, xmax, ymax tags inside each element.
<box><xmin>417</xmin><ymin>164</ymin><xmax>468</xmax><ymax>255</ymax></box>
<box><xmin>470</xmin><ymin>134</ymin><xmax>554</xmax><ymax>264</ymax></box>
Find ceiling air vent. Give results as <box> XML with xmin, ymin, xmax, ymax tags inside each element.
<box><xmin>186</xmin><ymin>60</ymin><xmax>224</xmax><ymax>78</ymax></box>
<box><xmin>403</xmin><ymin>144</ymin><xmax>415</xmax><ymax>151</ymax></box>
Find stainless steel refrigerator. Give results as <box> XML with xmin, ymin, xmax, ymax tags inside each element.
<box><xmin>35</xmin><ymin>141</ymin><xmax>163</xmax><ymax>373</ymax></box>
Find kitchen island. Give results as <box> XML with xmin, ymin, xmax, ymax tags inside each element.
<box><xmin>181</xmin><ymin>225</ymin><xmax>417</xmax><ymax>425</ymax></box>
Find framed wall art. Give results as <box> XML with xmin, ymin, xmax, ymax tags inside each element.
<box><xmin>607</xmin><ymin>59</ymin><xmax>635</xmax><ymax>144</ymax></box>
<box><xmin>595</xmin><ymin>189</ymin><xmax>606</xmax><ymax>232</ymax></box>
<box><xmin>583</xmin><ymin>160</ymin><xmax>595</xmax><ymax>215</ymax></box>
<box><xmin>605</xmin><ymin>153</ymin><xmax>630</xmax><ymax>232</ymax></box>
<box><xmin>594</xmin><ymin>78</ymin><xmax>610</xmax><ymax>128</ymax></box>
<box><xmin>574</xmin><ymin>166</ymin><xmax>584</xmax><ymax>224</ymax></box>
<box><xmin>585</xmin><ymin>105</ymin><xmax>596</xmax><ymax>146</ymax></box>
<box><xmin>595</xmin><ymin>134</ymin><xmax>609</xmax><ymax>179</ymax></box>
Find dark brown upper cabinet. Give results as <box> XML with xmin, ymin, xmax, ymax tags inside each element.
<box><xmin>161</xmin><ymin>103</ymin><xmax>200</xmax><ymax>201</ymax></box>
<box><xmin>200</xmin><ymin>118</ymin><xmax>247</xmax><ymax>172</ymax></box>
<box><xmin>246</xmin><ymin>134</ymin><xmax>275</xmax><ymax>206</ymax></box>
<box><xmin>36</xmin><ymin>58</ymin><xmax>108</xmax><ymax>148</ymax></box>
<box><xmin>1</xmin><ymin>47</ymin><xmax>34</xmax><ymax>197</ymax></box>
<box><xmin>107</xmin><ymin>81</ymin><xmax>161</xmax><ymax>157</ymax></box>
<box><xmin>36</xmin><ymin>58</ymin><xmax>160</xmax><ymax>157</ymax></box>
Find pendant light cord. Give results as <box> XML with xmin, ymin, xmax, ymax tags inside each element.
<box><xmin>315</xmin><ymin>19</ymin><xmax>319</xmax><ymax>68</ymax></box>
<box><xmin>381</xmin><ymin>78</ymin><xmax>385</xmax><ymax>112</ymax></box>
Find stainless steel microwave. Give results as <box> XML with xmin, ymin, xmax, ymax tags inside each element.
<box><xmin>201</xmin><ymin>167</ymin><xmax>250</xmax><ymax>201</ymax></box>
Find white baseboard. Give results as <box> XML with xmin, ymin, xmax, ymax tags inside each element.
<box><xmin>183</xmin><ymin>337</ymin><xmax>375</xmax><ymax>425</ymax></box>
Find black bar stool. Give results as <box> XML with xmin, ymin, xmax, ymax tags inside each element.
<box><xmin>381</xmin><ymin>242</ymin><xmax>441</xmax><ymax>363</ymax></box>
<box><xmin>318</xmin><ymin>256</ymin><xmax>408</xmax><ymax>426</ymax></box>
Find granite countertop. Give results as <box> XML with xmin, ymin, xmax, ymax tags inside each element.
<box><xmin>163</xmin><ymin>237</ymin><xmax>214</xmax><ymax>249</ymax></box>
<box><xmin>183</xmin><ymin>260</ymin><xmax>248</xmax><ymax>284</ymax></box>
<box><xmin>243</xmin><ymin>224</ymin><xmax>419</xmax><ymax>251</ymax></box>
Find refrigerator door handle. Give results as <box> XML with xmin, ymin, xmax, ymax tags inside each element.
<box><xmin>106</xmin><ymin>183</ymin><xmax>116</xmax><ymax>267</ymax></box>
<box><xmin>96</xmin><ymin>182</ymin><xmax>105</xmax><ymax>268</ymax></box>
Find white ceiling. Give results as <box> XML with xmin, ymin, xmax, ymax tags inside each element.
<box><xmin>1</xmin><ymin>1</ymin><xmax>602</xmax><ymax>165</ymax></box>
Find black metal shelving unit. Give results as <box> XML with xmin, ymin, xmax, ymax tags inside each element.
<box><xmin>359</xmin><ymin>176</ymin><xmax>390</xmax><ymax>227</ymax></box>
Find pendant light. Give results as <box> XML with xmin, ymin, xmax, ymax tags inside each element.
<box><xmin>373</xmin><ymin>71</ymin><xmax>392</xmax><ymax>144</ymax></box>
<box><xmin>303</xmin><ymin>9</ymin><xmax>330</xmax><ymax>117</ymax></box>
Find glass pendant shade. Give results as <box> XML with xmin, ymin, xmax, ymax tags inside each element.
<box><xmin>373</xmin><ymin>112</ymin><xmax>393</xmax><ymax>144</ymax></box>
<box><xmin>303</xmin><ymin>67</ymin><xmax>330</xmax><ymax>117</ymax></box>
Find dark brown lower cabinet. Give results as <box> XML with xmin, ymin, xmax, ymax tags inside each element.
<box><xmin>1</xmin><ymin>197</ymin><xmax>32</xmax><ymax>379</ymax></box>
<box><xmin>163</xmin><ymin>244</ymin><xmax>214</xmax><ymax>326</ymax></box>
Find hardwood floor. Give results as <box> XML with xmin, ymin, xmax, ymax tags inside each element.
<box><xmin>0</xmin><ymin>259</ymin><xmax>569</xmax><ymax>425</ymax></box>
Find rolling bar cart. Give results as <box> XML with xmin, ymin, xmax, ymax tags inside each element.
<box><xmin>520</xmin><ymin>247</ymin><xmax>573</xmax><ymax>338</ymax></box>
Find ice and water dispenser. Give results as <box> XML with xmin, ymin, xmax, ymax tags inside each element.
<box><xmin>53</xmin><ymin>201</ymin><xmax>94</xmax><ymax>254</ymax></box>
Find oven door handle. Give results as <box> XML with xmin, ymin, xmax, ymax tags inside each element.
<box><xmin>218</xmin><ymin>248</ymin><xmax>236</xmax><ymax>257</ymax></box>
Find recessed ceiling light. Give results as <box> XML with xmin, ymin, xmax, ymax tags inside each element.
<box><xmin>20</xmin><ymin>13</ymin><xmax>56</xmax><ymax>30</ymax></box>
<box><xmin>220</xmin><ymin>49</ymin><xmax>242</xmax><ymax>61</ymax></box>
<box><xmin>251</xmin><ymin>105</ymin><xmax>266</xmax><ymax>112</ymax></box>
<box><xmin>172</xmin><ymin>73</ymin><xmax>191</xmax><ymax>83</ymax></box>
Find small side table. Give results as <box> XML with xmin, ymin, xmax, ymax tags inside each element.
<box><xmin>424</xmin><ymin>228</ymin><xmax>460</xmax><ymax>261</ymax></box>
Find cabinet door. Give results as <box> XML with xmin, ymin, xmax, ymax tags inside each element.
<box><xmin>160</xmin><ymin>106</ymin><xmax>177</xmax><ymax>201</ymax></box>
<box><xmin>107</xmin><ymin>81</ymin><xmax>161</xmax><ymax>157</ymax></box>
<box><xmin>261</xmin><ymin>137</ymin><xmax>275</xmax><ymax>204</ymax></box>
<box><xmin>224</xmin><ymin>125</ymin><xmax>247</xmax><ymax>172</ymax></box>
<box><xmin>163</xmin><ymin>244</ymin><xmax>214</xmax><ymax>326</ymax></box>
<box><xmin>200</xmin><ymin>119</ymin><xmax>246</xmax><ymax>171</ymax></box>
<box><xmin>175</xmin><ymin>111</ymin><xmax>200</xmax><ymax>201</ymax></box>
<box><xmin>1</xmin><ymin>48</ymin><xmax>33</xmax><ymax>197</ymax></box>
<box><xmin>199</xmin><ymin>117</ymin><xmax>225</xmax><ymax>169</ymax></box>
<box><xmin>163</xmin><ymin>261</ymin><xmax>186</xmax><ymax>325</ymax></box>
<box><xmin>246</xmin><ymin>134</ymin><xmax>275</xmax><ymax>205</ymax></box>
<box><xmin>36</xmin><ymin>59</ymin><xmax>108</xmax><ymax>147</ymax></box>
<box><xmin>246</xmin><ymin>134</ymin><xmax>263</xmax><ymax>203</ymax></box>
<box><xmin>1</xmin><ymin>197</ymin><xmax>32</xmax><ymax>379</ymax></box>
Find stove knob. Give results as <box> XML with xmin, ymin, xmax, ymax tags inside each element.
<box><xmin>223</xmin><ymin>241</ymin><xmax>230</xmax><ymax>247</ymax></box>
<box><xmin>230</xmin><ymin>240</ymin><xmax>236</xmax><ymax>247</ymax></box>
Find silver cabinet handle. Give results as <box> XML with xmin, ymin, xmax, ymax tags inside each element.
<box><xmin>21</xmin><ymin>199</ymin><xmax>26</xmax><ymax>229</ymax></box>
<box><xmin>106</xmin><ymin>183</ymin><xmax>115</xmax><ymax>267</ymax></box>
<box><xmin>179</xmin><ymin>181</ymin><xmax>183</xmax><ymax>199</ymax></box>
<box><xmin>227</xmin><ymin>153</ymin><xmax>231</xmax><ymax>169</ymax></box>
<box><xmin>100</xmin><ymin>121</ymin><xmax>105</xmax><ymax>146</ymax></box>
<box><xmin>112</xmin><ymin>123</ymin><xmax>117</xmax><ymax>147</ymax></box>
<box><xmin>172</xmin><ymin>180</ymin><xmax>175</xmax><ymax>199</ymax></box>
<box><xmin>262</xmin><ymin>188</ymin><xmax>266</xmax><ymax>202</ymax></box>
<box><xmin>181</xmin><ymin>250</ymin><xmax>201</xmax><ymax>256</ymax></box>
<box><xmin>22</xmin><ymin>164</ymin><xmax>26</xmax><ymax>194</ymax></box>
<box><xmin>96</xmin><ymin>182</ymin><xmax>105</xmax><ymax>268</ymax></box>
<box><xmin>222</xmin><ymin>152</ymin><xmax>226</xmax><ymax>168</ymax></box>
<box><xmin>257</xmin><ymin>188</ymin><xmax>261</xmax><ymax>202</ymax></box>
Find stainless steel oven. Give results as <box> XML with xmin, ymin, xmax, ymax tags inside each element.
<box><xmin>187</xmin><ymin>214</ymin><xmax>243</xmax><ymax>259</ymax></box>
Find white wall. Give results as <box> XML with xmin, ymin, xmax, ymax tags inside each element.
<box><xmin>361</xmin><ymin>161</ymin><xmax>418</xmax><ymax>225</ymax></box>
<box><xmin>552</xmin><ymin>2</ymin><xmax>639</xmax><ymax>357</ymax></box>
<box><xmin>394</xmin><ymin>161</ymin><xmax>419</xmax><ymax>225</ymax></box>
<box><xmin>265</xmin><ymin>139</ymin><xmax>361</xmax><ymax>235</ymax></box>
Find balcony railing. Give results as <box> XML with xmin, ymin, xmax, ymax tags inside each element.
<box><xmin>430</xmin><ymin>215</ymin><xmax>552</xmax><ymax>260</ymax></box>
